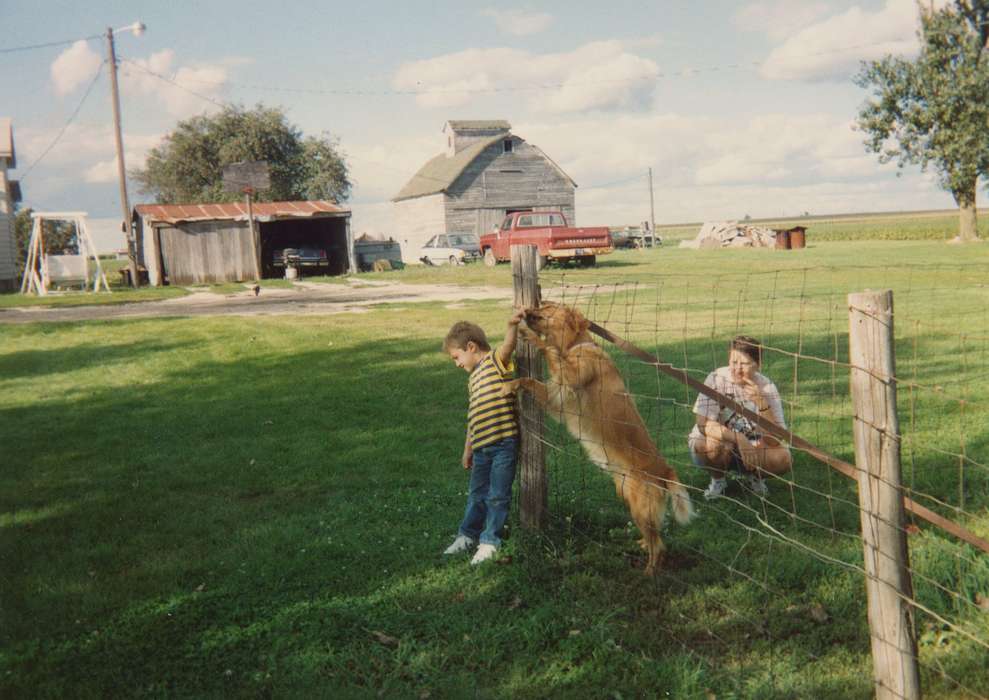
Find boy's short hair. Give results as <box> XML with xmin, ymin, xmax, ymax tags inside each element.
<box><xmin>731</xmin><ymin>335</ymin><xmax>762</xmax><ymax>365</ymax></box>
<box><xmin>444</xmin><ymin>321</ymin><xmax>491</xmax><ymax>352</ymax></box>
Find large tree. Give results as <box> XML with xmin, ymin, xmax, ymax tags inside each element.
<box><xmin>855</xmin><ymin>1</ymin><xmax>989</xmax><ymax>241</ymax></box>
<box><xmin>133</xmin><ymin>105</ymin><xmax>351</xmax><ymax>204</ymax></box>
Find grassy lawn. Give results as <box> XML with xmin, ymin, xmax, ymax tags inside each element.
<box><xmin>2</xmin><ymin>239</ymin><xmax>988</xmax><ymax>697</ymax></box>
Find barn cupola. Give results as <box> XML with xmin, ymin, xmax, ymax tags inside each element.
<box><xmin>443</xmin><ymin>120</ymin><xmax>511</xmax><ymax>157</ymax></box>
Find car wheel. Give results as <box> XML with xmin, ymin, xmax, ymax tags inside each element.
<box><xmin>449</xmin><ymin>255</ymin><xmax>460</xmax><ymax>266</ymax></box>
<box><xmin>483</xmin><ymin>249</ymin><xmax>497</xmax><ymax>267</ymax></box>
<box><xmin>578</xmin><ymin>255</ymin><xmax>596</xmax><ymax>267</ymax></box>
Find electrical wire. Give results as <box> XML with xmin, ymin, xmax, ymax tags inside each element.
<box><xmin>0</xmin><ymin>33</ymin><xmax>102</xmax><ymax>55</ymax></box>
<box><xmin>19</xmin><ymin>61</ymin><xmax>105</xmax><ymax>182</ymax></box>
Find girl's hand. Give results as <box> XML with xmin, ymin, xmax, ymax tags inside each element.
<box><xmin>508</xmin><ymin>308</ymin><xmax>526</xmax><ymax>327</ymax></box>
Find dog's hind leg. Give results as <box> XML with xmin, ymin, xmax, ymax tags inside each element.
<box><xmin>615</xmin><ymin>474</ymin><xmax>667</xmax><ymax>576</ymax></box>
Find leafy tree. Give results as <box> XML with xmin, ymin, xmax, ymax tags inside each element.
<box><xmin>855</xmin><ymin>1</ymin><xmax>989</xmax><ymax>241</ymax></box>
<box><xmin>133</xmin><ymin>105</ymin><xmax>351</xmax><ymax>204</ymax></box>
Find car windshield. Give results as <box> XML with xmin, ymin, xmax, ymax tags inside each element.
<box><xmin>447</xmin><ymin>234</ymin><xmax>479</xmax><ymax>246</ymax></box>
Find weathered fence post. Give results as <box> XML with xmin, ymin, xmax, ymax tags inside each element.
<box><xmin>511</xmin><ymin>244</ymin><xmax>546</xmax><ymax>529</ymax></box>
<box><xmin>848</xmin><ymin>290</ymin><xmax>920</xmax><ymax>700</ymax></box>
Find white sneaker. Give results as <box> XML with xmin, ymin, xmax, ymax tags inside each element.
<box><xmin>470</xmin><ymin>543</ymin><xmax>497</xmax><ymax>565</ymax></box>
<box><xmin>744</xmin><ymin>474</ymin><xmax>769</xmax><ymax>496</ymax></box>
<box><xmin>703</xmin><ymin>478</ymin><xmax>728</xmax><ymax>501</ymax></box>
<box><xmin>443</xmin><ymin>534</ymin><xmax>476</xmax><ymax>555</ymax></box>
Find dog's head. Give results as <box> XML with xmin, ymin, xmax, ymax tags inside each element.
<box><xmin>524</xmin><ymin>301</ymin><xmax>590</xmax><ymax>350</ymax></box>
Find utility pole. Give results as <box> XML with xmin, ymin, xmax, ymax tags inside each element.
<box><xmin>648</xmin><ymin>167</ymin><xmax>656</xmax><ymax>248</ymax></box>
<box><xmin>106</xmin><ymin>26</ymin><xmax>140</xmax><ymax>287</ymax></box>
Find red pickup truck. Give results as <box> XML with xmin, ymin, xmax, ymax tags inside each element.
<box><xmin>480</xmin><ymin>211</ymin><xmax>613</xmax><ymax>268</ymax></box>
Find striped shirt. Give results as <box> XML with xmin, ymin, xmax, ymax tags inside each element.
<box><xmin>467</xmin><ymin>351</ymin><xmax>519</xmax><ymax>449</ymax></box>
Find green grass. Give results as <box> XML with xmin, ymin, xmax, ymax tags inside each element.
<box><xmin>2</xmin><ymin>239</ymin><xmax>988</xmax><ymax>697</ymax></box>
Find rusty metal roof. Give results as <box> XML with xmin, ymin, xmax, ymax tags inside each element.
<box><xmin>134</xmin><ymin>200</ymin><xmax>349</xmax><ymax>224</ymax></box>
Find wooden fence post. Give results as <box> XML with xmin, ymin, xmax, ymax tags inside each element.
<box><xmin>848</xmin><ymin>290</ymin><xmax>920</xmax><ymax>700</ymax></box>
<box><xmin>511</xmin><ymin>244</ymin><xmax>546</xmax><ymax>530</ymax></box>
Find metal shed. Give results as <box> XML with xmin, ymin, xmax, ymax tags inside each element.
<box><xmin>134</xmin><ymin>200</ymin><xmax>353</xmax><ymax>286</ymax></box>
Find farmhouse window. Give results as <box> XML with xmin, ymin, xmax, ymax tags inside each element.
<box><xmin>503</xmin><ymin>139</ymin><xmax>513</xmax><ymax>153</ymax></box>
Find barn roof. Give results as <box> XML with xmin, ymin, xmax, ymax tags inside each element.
<box><xmin>392</xmin><ymin>134</ymin><xmax>505</xmax><ymax>202</ymax></box>
<box><xmin>393</xmin><ymin>133</ymin><xmax>577</xmax><ymax>202</ymax></box>
<box><xmin>0</xmin><ymin>118</ymin><xmax>15</xmax><ymax>168</ymax></box>
<box><xmin>445</xmin><ymin>120</ymin><xmax>511</xmax><ymax>132</ymax></box>
<box><xmin>134</xmin><ymin>200</ymin><xmax>349</xmax><ymax>224</ymax></box>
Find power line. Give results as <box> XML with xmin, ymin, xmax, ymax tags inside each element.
<box><xmin>0</xmin><ymin>33</ymin><xmax>101</xmax><ymax>54</ymax></box>
<box><xmin>19</xmin><ymin>61</ymin><xmax>105</xmax><ymax>182</ymax></box>
<box><xmin>117</xmin><ymin>58</ymin><xmax>230</xmax><ymax>108</ymax></box>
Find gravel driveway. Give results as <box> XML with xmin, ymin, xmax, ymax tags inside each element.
<box><xmin>0</xmin><ymin>279</ymin><xmax>512</xmax><ymax>324</ymax></box>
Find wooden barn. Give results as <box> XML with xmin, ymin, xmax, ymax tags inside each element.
<box><xmin>392</xmin><ymin>120</ymin><xmax>576</xmax><ymax>263</ymax></box>
<box><xmin>134</xmin><ymin>201</ymin><xmax>353</xmax><ymax>286</ymax></box>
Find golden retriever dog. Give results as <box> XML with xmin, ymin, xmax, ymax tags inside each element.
<box><xmin>502</xmin><ymin>301</ymin><xmax>694</xmax><ymax>575</ymax></box>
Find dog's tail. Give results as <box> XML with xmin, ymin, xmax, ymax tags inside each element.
<box><xmin>668</xmin><ymin>476</ymin><xmax>695</xmax><ymax>525</ymax></box>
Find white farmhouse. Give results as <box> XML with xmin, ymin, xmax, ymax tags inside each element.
<box><xmin>0</xmin><ymin>118</ymin><xmax>21</xmax><ymax>291</ymax></box>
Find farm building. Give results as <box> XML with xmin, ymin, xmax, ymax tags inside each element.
<box><xmin>134</xmin><ymin>200</ymin><xmax>353</xmax><ymax>286</ymax></box>
<box><xmin>392</xmin><ymin>120</ymin><xmax>576</xmax><ymax>263</ymax></box>
<box><xmin>0</xmin><ymin>118</ymin><xmax>21</xmax><ymax>291</ymax></box>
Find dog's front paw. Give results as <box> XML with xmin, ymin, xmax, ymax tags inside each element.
<box><xmin>519</xmin><ymin>326</ymin><xmax>543</xmax><ymax>347</ymax></box>
<box><xmin>499</xmin><ymin>379</ymin><xmax>521</xmax><ymax>397</ymax></box>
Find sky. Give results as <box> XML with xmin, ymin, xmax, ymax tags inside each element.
<box><xmin>3</xmin><ymin>0</ymin><xmax>987</xmax><ymax>240</ymax></box>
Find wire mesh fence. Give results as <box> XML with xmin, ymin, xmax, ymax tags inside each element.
<box><xmin>512</xmin><ymin>259</ymin><xmax>989</xmax><ymax>698</ymax></box>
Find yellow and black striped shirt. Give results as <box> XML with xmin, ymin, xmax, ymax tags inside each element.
<box><xmin>467</xmin><ymin>351</ymin><xmax>519</xmax><ymax>449</ymax></box>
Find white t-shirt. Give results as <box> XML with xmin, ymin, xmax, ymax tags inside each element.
<box><xmin>688</xmin><ymin>366</ymin><xmax>786</xmax><ymax>442</ymax></box>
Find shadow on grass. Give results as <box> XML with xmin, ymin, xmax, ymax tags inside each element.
<box><xmin>1</xmin><ymin>323</ymin><xmax>986</xmax><ymax>698</ymax></box>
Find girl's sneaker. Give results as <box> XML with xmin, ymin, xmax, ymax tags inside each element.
<box><xmin>443</xmin><ymin>534</ymin><xmax>476</xmax><ymax>555</ymax></box>
<box><xmin>744</xmin><ymin>474</ymin><xmax>769</xmax><ymax>496</ymax></box>
<box><xmin>703</xmin><ymin>478</ymin><xmax>728</xmax><ymax>500</ymax></box>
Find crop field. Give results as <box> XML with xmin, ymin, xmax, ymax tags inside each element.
<box><xmin>2</xmin><ymin>237</ymin><xmax>988</xmax><ymax>697</ymax></box>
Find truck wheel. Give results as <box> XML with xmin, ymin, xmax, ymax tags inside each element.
<box><xmin>483</xmin><ymin>249</ymin><xmax>497</xmax><ymax>267</ymax></box>
<box><xmin>537</xmin><ymin>255</ymin><xmax>548</xmax><ymax>270</ymax></box>
<box><xmin>578</xmin><ymin>255</ymin><xmax>596</xmax><ymax>267</ymax></box>
<box><xmin>449</xmin><ymin>255</ymin><xmax>460</xmax><ymax>266</ymax></box>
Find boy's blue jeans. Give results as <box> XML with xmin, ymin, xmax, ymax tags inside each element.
<box><xmin>459</xmin><ymin>436</ymin><xmax>518</xmax><ymax>547</ymax></box>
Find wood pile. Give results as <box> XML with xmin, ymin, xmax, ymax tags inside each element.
<box><xmin>679</xmin><ymin>221</ymin><xmax>778</xmax><ymax>249</ymax></box>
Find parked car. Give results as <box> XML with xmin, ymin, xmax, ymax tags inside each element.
<box><xmin>611</xmin><ymin>226</ymin><xmax>661</xmax><ymax>249</ymax></box>
<box><xmin>417</xmin><ymin>233</ymin><xmax>482</xmax><ymax>265</ymax></box>
<box><xmin>479</xmin><ymin>211</ymin><xmax>613</xmax><ymax>268</ymax></box>
<box><xmin>272</xmin><ymin>247</ymin><xmax>328</xmax><ymax>267</ymax></box>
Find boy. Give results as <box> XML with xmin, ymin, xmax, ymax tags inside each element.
<box><xmin>442</xmin><ymin>310</ymin><xmax>524</xmax><ymax>565</ymax></box>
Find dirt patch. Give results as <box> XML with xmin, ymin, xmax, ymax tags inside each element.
<box><xmin>0</xmin><ymin>280</ymin><xmax>511</xmax><ymax>324</ymax></box>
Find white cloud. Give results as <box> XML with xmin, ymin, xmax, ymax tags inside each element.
<box><xmin>760</xmin><ymin>0</ymin><xmax>924</xmax><ymax>81</ymax></box>
<box><xmin>735</xmin><ymin>1</ymin><xmax>831</xmax><ymax>41</ymax></box>
<box><xmin>392</xmin><ymin>41</ymin><xmax>658</xmax><ymax>112</ymax></box>
<box><xmin>17</xmin><ymin>123</ymin><xmax>162</xmax><ymax>184</ymax></box>
<box><xmin>50</xmin><ymin>40</ymin><xmax>103</xmax><ymax>96</ymax></box>
<box><xmin>479</xmin><ymin>8</ymin><xmax>553</xmax><ymax>36</ymax></box>
<box><xmin>118</xmin><ymin>49</ymin><xmax>231</xmax><ymax>118</ymax></box>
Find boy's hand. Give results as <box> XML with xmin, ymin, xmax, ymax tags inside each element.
<box><xmin>508</xmin><ymin>308</ymin><xmax>526</xmax><ymax>327</ymax></box>
<box><xmin>462</xmin><ymin>450</ymin><xmax>473</xmax><ymax>470</ymax></box>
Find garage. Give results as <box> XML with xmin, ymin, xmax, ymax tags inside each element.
<box><xmin>134</xmin><ymin>201</ymin><xmax>353</xmax><ymax>286</ymax></box>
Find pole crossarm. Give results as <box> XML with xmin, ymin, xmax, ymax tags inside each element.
<box><xmin>586</xmin><ymin>320</ymin><xmax>989</xmax><ymax>555</ymax></box>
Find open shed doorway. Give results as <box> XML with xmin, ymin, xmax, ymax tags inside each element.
<box><xmin>260</xmin><ymin>217</ymin><xmax>349</xmax><ymax>279</ymax></box>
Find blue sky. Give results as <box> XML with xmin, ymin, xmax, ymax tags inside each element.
<box><xmin>3</xmin><ymin>0</ymin><xmax>986</xmax><ymax>236</ymax></box>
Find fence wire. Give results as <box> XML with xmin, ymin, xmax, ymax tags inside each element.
<box><xmin>512</xmin><ymin>261</ymin><xmax>989</xmax><ymax>698</ymax></box>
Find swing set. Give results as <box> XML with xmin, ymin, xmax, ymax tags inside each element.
<box><xmin>20</xmin><ymin>212</ymin><xmax>110</xmax><ymax>296</ymax></box>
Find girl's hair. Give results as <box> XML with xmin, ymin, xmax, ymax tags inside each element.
<box><xmin>443</xmin><ymin>321</ymin><xmax>491</xmax><ymax>351</ymax></box>
<box><xmin>731</xmin><ymin>335</ymin><xmax>762</xmax><ymax>365</ymax></box>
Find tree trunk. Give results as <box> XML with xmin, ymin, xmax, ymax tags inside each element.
<box><xmin>954</xmin><ymin>180</ymin><xmax>980</xmax><ymax>241</ymax></box>
<box><xmin>959</xmin><ymin>200</ymin><xmax>979</xmax><ymax>241</ymax></box>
